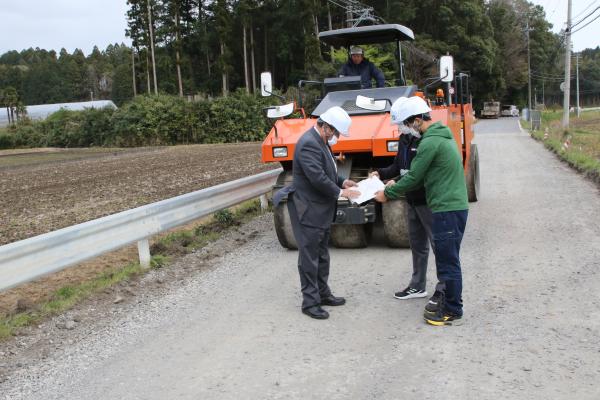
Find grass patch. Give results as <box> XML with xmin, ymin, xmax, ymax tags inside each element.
<box><xmin>0</xmin><ymin>199</ymin><xmax>266</xmax><ymax>340</ymax></box>
<box><xmin>529</xmin><ymin>110</ymin><xmax>600</xmax><ymax>184</ymax></box>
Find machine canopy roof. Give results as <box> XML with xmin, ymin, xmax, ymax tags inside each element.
<box><xmin>318</xmin><ymin>24</ymin><xmax>414</xmax><ymax>47</ymax></box>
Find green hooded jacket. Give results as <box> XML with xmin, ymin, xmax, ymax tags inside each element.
<box><xmin>384</xmin><ymin>121</ymin><xmax>468</xmax><ymax>212</ymax></box>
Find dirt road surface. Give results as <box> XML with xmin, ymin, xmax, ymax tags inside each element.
<box><xmin>1</xmin><ymin>119</ymin><xmax>599</xmax><ymax>399</ymax></box>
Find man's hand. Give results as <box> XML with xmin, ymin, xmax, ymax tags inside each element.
<box><xmin>385</xmin><ymin>179</ymin><xmax>396</xmax><ymax>187</ymax></box>
<box><xmin>374</xmin><ymin>190</ymin><xmax>387</xmax><ymax>203</ymax></box>
<box><xmin>342</xmin><ymin>179</ymin><xmax>358</xmax><ymax>189</ymax></box>
<box><xmin>341</xmin><ymin>188</ymin><xmax>360</xmax><ymax>199</ymax></box>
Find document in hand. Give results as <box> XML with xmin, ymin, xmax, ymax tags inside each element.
<box><xmin>341</xmin><ymin>176</ymin><xmax>385</xmax><ymax>205</ymax></box>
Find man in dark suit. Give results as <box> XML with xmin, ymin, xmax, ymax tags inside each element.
<box><xmin>275</xmin><ymin>106</ymin><xmax>360</xmax><ymax>319</ymax></box>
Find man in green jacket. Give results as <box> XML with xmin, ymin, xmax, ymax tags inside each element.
<box><xmin>375</xmin><ymin>96</ymin><xmax>468</xmax><ymax>326</ymax></box>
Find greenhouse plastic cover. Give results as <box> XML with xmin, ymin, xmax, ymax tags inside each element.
<box><xmin>0</xmin><ymin>100</ymin><xmax>117</xmax><ymax>127</ymax></box>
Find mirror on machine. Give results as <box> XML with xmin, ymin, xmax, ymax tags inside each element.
<box><xmin>355</xmin><ymin>95</ymin><xmax>386</xmax><ymax>111</ymax></box>
<box><xmin>439</xmin><ymin>56</ymin><xmax>454</xmax><ymax>82</ymax></box>
<box><xmin>260</xmin><ymin>72</ymin><xmax>272</xmax><ymax>97</ymax></box>
<box><xmin>266</xmin><ymin>103</ymin><xmax>295</xmax><ymax>119</ymax></box>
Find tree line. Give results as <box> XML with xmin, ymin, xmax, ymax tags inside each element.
<box><xmin>1</xmin><ymin>0</ymin><xmax>600</xmax><ymax>117</ymax></box>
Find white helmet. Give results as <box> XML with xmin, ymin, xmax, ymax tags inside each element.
<box><xmin>390</xmin><ymin>96</ymin><xmax>431</xmax><ymax>124</ymax></box>
<box><xmin>389</xmin><ymin>96</ymin><xmax>409</xmax><ymax>125</ymax></box>
<box><xmin>320</xmin><ymin>106</ymin><xmax>352</xmax><ymax>136</ymax></box>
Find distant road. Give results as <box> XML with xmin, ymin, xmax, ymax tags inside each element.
<box><xmin>2</xmin><ymin>117</ymin><xmax>599</xmax><ymax>399</ymax></box>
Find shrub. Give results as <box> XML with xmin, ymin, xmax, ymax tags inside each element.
<box><xmin>0</xmin><ymin>131</ymin><xmax>15</xmax><ymax>149</ymax></box>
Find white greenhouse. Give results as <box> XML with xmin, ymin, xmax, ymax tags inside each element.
<box><xmin>0</xmin><ymin>100</ymin><xmax>117</xmax><ymax>127</ymax></box>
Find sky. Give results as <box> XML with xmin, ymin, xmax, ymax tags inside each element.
<box><xmin>530</xmin><ymin>0</ymin><xmax>600</xmax><ymax>52</ymax></box>
<box><xmin>0</xmin><ymin>0</ymin><xmax>130</xmax><ymax>56</ymax></box>
<box><xmin>0</xmin><ymin>0</ymin><xmax>598</xmax><ymax>56</ymax></box>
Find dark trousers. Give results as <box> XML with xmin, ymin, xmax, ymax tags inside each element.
<box><xmin>406</xmin><ymin>202</ymin><xmax>444</xmax><ymax>293</ymax></box>
<box><xmin>287</xmin><ymin>199</ymin><xmax>332</xmax><ymax>309</ymax></box>
<box><xmin>432</xmin><ymin>210</ymin><xmax>468</xmax><ymax>316</ymax></box>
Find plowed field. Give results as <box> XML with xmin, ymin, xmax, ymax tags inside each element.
<box><xmin>0</xmin><ymin>144</ymin><xmax>275</xmax><ymax>315</ymax></box>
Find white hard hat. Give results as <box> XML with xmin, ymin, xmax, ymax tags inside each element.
<box><xmin>390</xmin><ymin>96</ymin><xmax>432</xmax><ymax>124</ymax></box>
<box><xmin>389</xmin><ymin>97</ymin><xmax>409</xmax><ymax>125</ymax></box>
<box><xmin>320</xmin><ymin>106</ymin><xmax>352</xmax><ymax>136</ymax></box>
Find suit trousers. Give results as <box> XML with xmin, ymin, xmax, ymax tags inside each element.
<box><xmin>287</xmin><ymin>197</ymin><xmax>333</xmax><ymax>309</ymax></box>
<box><xmin>406</xmin><ymin>202</ymin><xmax>444</xmax><ymax>293</ymax></box>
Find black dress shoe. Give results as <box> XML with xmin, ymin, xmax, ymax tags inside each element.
<box><xmin>302</xmin><ymin>305</ymin><xmax>329</xmax><ymax>319</ymax></box>
<box><xmin>320</xmin><ymin>295</ymin><xmax>346</xmax><ymax>306</ymax></box>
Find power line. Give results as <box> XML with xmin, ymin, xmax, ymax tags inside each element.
<box><xmin>571</xmin><ymin>6</ymin><xmax>599</xmax><ymax>28</ymax></box>
<box><xmin>571</xmin><ymin>12</ymin><xmax>600</xmax><ymax>34</ymax></box>
<box><xmin>572</xmin><ymin>0</ymin><xmax>600</xmax><ymax>20</ymax></box>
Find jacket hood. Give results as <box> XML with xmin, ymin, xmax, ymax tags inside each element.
<box><xmin>422</xmin><ymin>121</ymin><xmax>452</xmax><ymax>139</ymax></box>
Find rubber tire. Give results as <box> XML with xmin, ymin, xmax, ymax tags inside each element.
<box><xmin>272</xmin><ymin>171</ymin><xmax>298</xmax><ymax>250</ymax></box>
<box><xmin>381</xmin><ymin>199</ymin><xmax>410</xmax><ymax>248</ymax></box>
<box><xmin>466</xmin><ymin>143</ymin><xmax>480</xmax><ymax>202</ymax></box>
<box><xmin>330</xmin><ymin>224</ymin><xmax>369</xmax><ymax>248</ymax></box>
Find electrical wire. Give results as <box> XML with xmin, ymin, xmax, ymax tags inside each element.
<box><xmin>572</xmin><ymin>0</ymin><xmax>600</xmax><ymax>20</ymax></box>
<box><xmin>571</xmin><ymin>12</ymin><xmax>600</xmax><ymax>34</ymax></box>
<box><xmin>571</xmin><ymin>6</ymin><xmax>599</xmax><ymax>28</ymax></box>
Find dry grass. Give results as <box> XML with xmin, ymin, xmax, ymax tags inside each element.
<box><xmin>530</xmin><ymin>110</ymin><xmax>600</xmax><ymax>184</ymax></box>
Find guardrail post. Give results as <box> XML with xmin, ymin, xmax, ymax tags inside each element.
<box><xmin>137</xmin><ymin>239</ymin><xmax>151</xmax><ymax>268</ymax></box>
<box><xmin>260</xmin><ymin>194</ymin><xmax>268</xmax><ymax>211</ymax></box>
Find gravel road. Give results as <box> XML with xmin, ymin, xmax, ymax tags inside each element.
<box><xmin>1</xmin><ymin>118</ymin><xmax>599</xmax><ymax>399</ymax></box>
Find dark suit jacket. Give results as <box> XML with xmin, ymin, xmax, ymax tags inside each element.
<box><xmin>274</xmin><ymin>127</ymin><xmax>344</xmax><ymax>229</ymax></box>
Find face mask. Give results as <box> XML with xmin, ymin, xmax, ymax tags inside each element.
<box><xmin>399</xmin><ymin>125</ymin><xmax>412</xmax><ymax>135</ymax></box>
<box><xmin>327</xmin><ymin>135</ymin><xmax>338</xmax><ymax>146</ymax></box>
<box><xmin>410</xmin><ymin>119</ymin><xmax>422</xmax><ymax>138</ymax></box>
<box><xmin>409</xmin><ymin>127</ymin><xmax>421</xmax><ymax>138</ymax></box>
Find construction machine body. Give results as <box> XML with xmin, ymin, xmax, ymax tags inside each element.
<box><xmin>261</xmin><ymin>24</ymin><xmax>479</xmax><ymax>249</ymax></box>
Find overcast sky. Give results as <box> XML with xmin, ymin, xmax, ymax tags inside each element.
<box><xmin>530</xmin><ymin>0</ymin><xmax>600</xmax><ymax>52</ymax></box>
<box><xmin>0</xmin><ymin>0</ymin><xmax>597</xmax><ymax>56</ymax></box>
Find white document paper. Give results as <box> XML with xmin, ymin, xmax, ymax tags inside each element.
<box><xmin>340</xmin><ymin>176</ymin><xmax>385</xmax><ymax>205</ymax></box>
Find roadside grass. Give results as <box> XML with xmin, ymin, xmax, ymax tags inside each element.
<box><xmin>529</xmin><ymin>110</ymin><xmax>600</xmax><ymax>184</ymax></box>
<box><xmin>0</xmin><ymin>199</ymin><xmax>265</xmax><ymax>340</ymax></box>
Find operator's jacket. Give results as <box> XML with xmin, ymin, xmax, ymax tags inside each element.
<box><xmin>339</xmin><ymin>58</ymin><xmax>385</xmax><ymax>88</ymax></box>
<box><xmin>376</xmin><ymin>133</ymin><xmax>427</xmax><ymax>206</ymax></box>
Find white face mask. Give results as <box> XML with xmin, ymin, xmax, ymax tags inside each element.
<box><xmin>327</xmin><ymin>135</ymin><xmax>338</xmax><ymax>146</ymax></box>
<box><xmin>409</xmin><ymin>119</ymin><xmax>422</xmax><ymax>138</ymax></box>
<box><xmin>409</xmin><ymin>127</ymin><xmax>421</xmax><ymax>138</ymax></box>
<box><xmin>399</xmin><ymin>125</ymin><xmax>411</xmax><ymax>135</ymax></box>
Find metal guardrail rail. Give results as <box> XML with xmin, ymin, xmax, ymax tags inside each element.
<box><xmin>0</xmin><ymin>168</ymin><xmax>282</xmax><ymax>292</ymax></box>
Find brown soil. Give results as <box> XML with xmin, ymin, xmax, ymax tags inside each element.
<box><xmin>0</xmin><ymin>143</ymin><xmax>276</xmax><ymax>316</ymax></box>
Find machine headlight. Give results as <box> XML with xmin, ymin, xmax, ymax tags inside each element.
<box><xmin>273</xmin><ymin>147</ymin><xmax>288</xmax><ymax>158</ymax></box>
<box><xmin>387</xmin><ymin>141</ymin><xmax>399</xmax><ymax>152</ymax></box>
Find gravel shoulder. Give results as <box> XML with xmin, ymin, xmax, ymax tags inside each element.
<box><xmin>1</xmin><ymin>119</ymin><xmax>599</xmax><ymax>399</ymax></box>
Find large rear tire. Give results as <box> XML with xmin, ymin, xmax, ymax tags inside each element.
<box><xmin>466</xmin><ymin>143</ymin><xmax>480</xmax><ymax>202</ymax></box>
<box><xmin>330</xmin><ymin>224</ymin><xmax>369</xmax><ymax>248</ymax></box>
<box><xmin>382</xmin><ymin>199</ymin><xmax>410</xmax><ymax>248</ymax></box>
<box><xmin>272</xmin><ymin>171</ymin><xmax>297</xmax><ymax>249</ymax></box>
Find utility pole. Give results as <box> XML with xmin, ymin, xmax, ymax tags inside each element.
<box><xmin>562</xmin><ymin>0</ymin><xmax>572</xmax><ymax>128</ymax></box>
<box><xmin>542</xmin><ymin>79</ymin><xmax>545</xmax><ymax>108</ymax></box>
<box><xmin>526</xmin><ymin>19</ymin><xmax>532</xmax><ymax>122</ymax></box>
<box><xmin>576</xmin><ymin>52</ymin><xmax>580</xmax><ymax>117</ymax></box>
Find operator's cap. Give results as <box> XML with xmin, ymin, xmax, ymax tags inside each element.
<box><xmin>350</xmin><ymin>46</ymin><xmax>364</xmax><ymax>55</ymax></box>
<box><xmin>390</xmin><ymin>97</ymin><xmax>409</xmax><ymax>125</ymax></box>
<box><xmin>320</xmin><ymin>106</ymin><xmax>351</xmax><ymax>136</ymax></box>
<box><xmin>391</xmin><ymin>96</ymin><xmax>432</xmax><ymax>124</ymax></box>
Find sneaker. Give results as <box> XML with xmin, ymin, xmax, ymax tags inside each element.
<box><xmin>424</xmin><ymin>290</ymin><xmax>443</xmax><ymax>314</ymax></box>
<box><xmin>424</xmin><ymin>308</ymin><xmax>463</xmax><ymax>326</ymax></box>
<box><xmin>394</xmin><ymin>287</ymin><xmax>428</xmax><ymax>300</ymax></box>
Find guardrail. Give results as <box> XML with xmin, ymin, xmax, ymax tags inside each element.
<box><xmin>0</xmin><ymin>168</ymin><xmax>282</xmax><ymax>292</ymax></box>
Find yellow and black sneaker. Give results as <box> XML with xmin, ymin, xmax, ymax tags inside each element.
<box><xmin>424</xmin><ymin>308</ymin><xmax>463</xmax><ymax>326</ymax></box>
